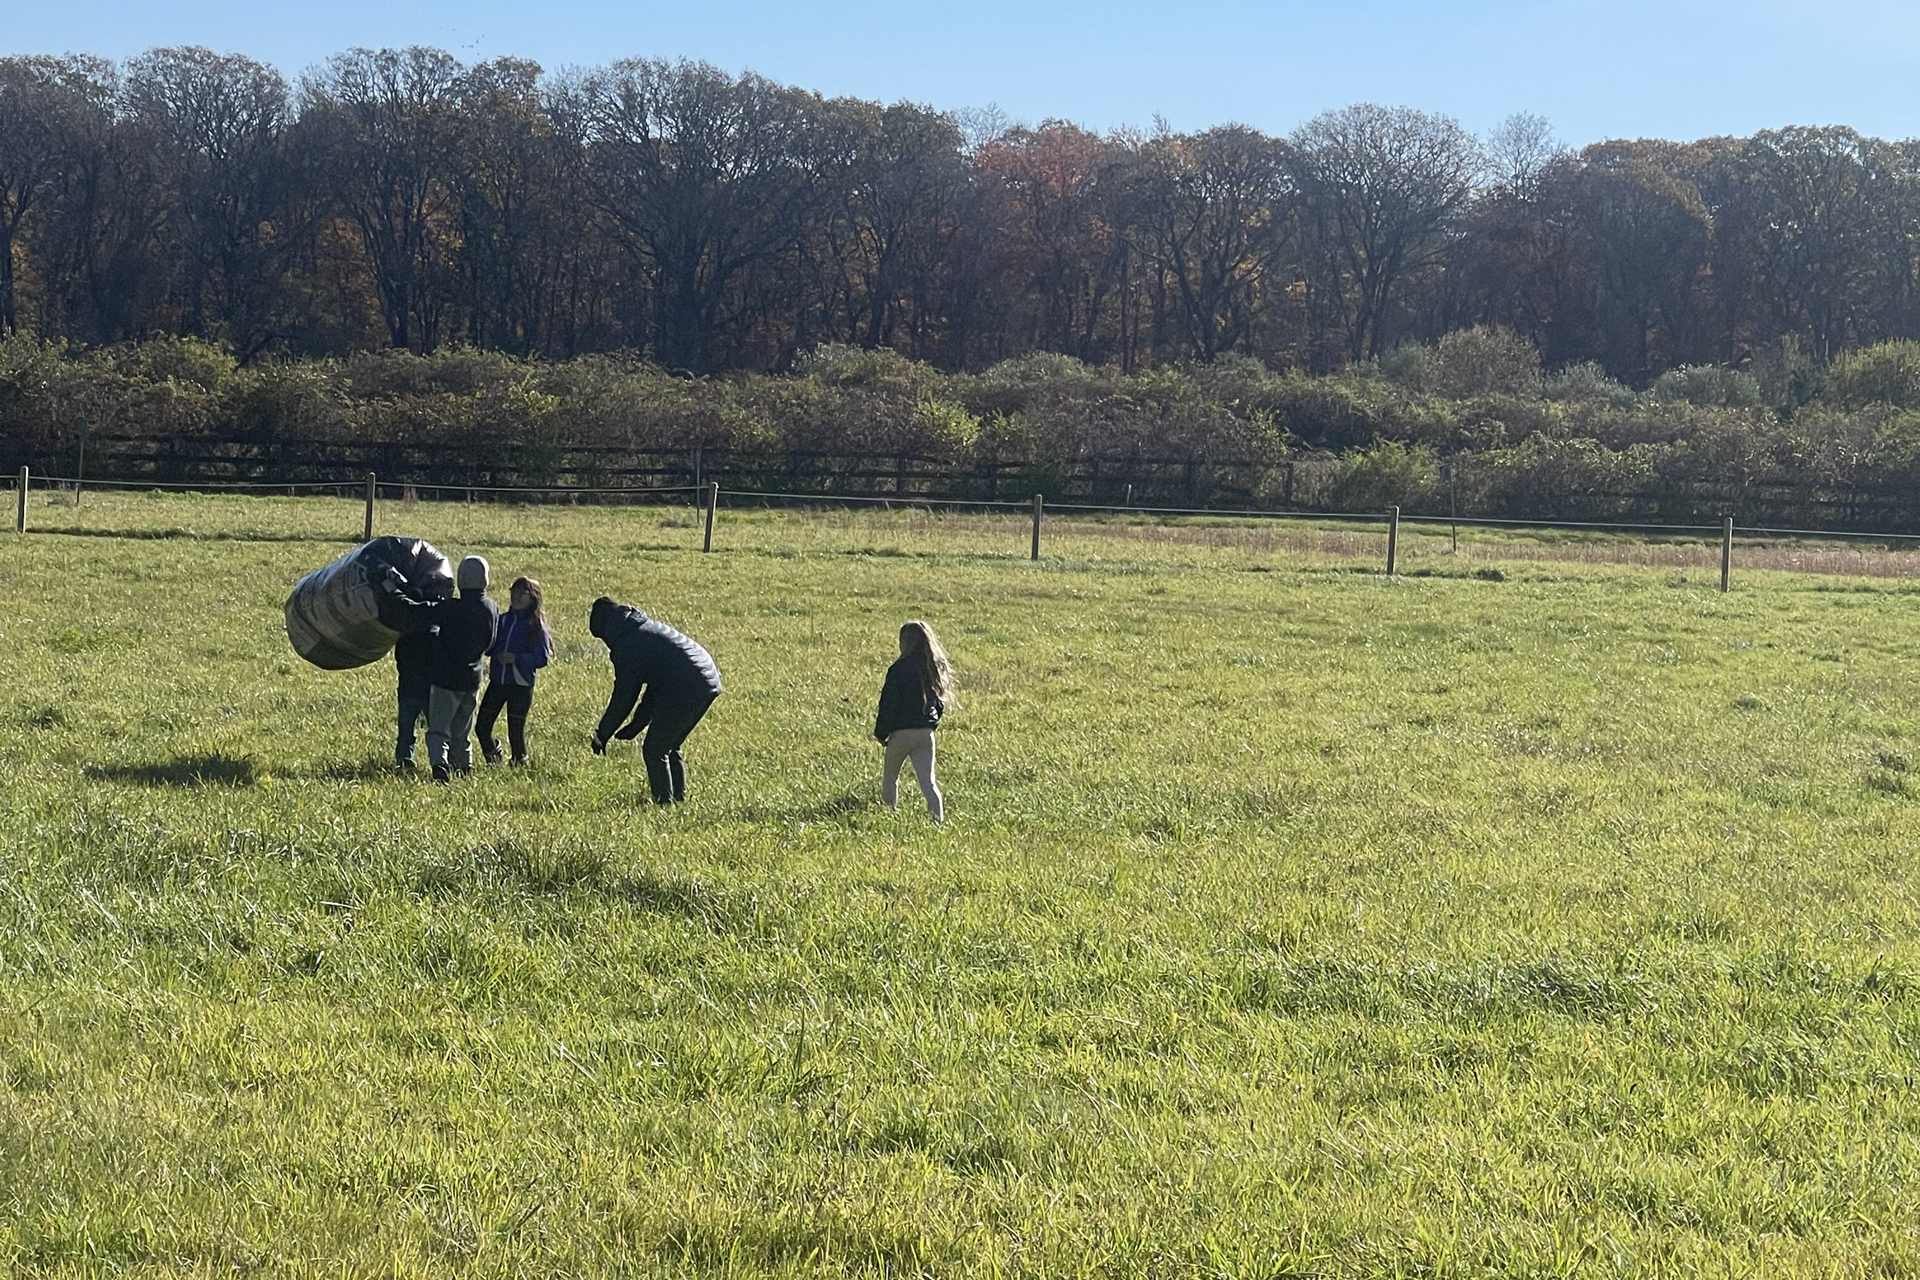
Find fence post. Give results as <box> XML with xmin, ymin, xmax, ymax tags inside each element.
<box><xmin>1386</xmin><ymin>505</ymin><xmax>1400</xmax><ymax>576</ymax></box>
<box><xmin>703</xmin><ymin>480</ymin><xmax>718</xmax><ymax>552</ymax></box>
<box><xmin>75</xmin><ymin>420</ymin><xmax>88</xmax><ymax>508</ymax></box>
<box><xmin>1031</xmin><ymin>492</ymin><xmax>1044</xmax><ymax>561</ymax></box>
<box><xmin>14</xmin><ymin>466</ymin><xmax>26</xmax><ymax>534</ymax></box>
<box><xmin>1721</xmin><ymin>516</ymin><xmax>1733</xmax><ymax>592</ymax></box>
<box><xmin>363</xmin><ymin>472</ymin><xmax>377</xmax><ymax>541</ymax></box>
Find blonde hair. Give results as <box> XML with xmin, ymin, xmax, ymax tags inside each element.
<box><xmin>900</xmin><ymin>620</ymin><xmax>952</xmax><ymax>704</ymax></box>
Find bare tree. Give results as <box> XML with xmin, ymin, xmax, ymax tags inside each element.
<box><xmin>1289</xmin><ymin>104</ymin><xmax>1484</xmax><ymax>363</ymax></box>
<box><xmin>1486</xmin><ymin>112</ymin><xmax>1563</xmax><ymax>193</ymax></box>
<box><xmin>1123</xmin><ymin>124</ymin><xmax>1291</xmax><ymax>361</ymax></box>
<box><xmin>300</xmin><ymin>47</ymin><xmax>462</xmax><ymax>351</ymax></box>
<box><xmin>557</xmin><ymin>59</ymin><xmax>822</xmax><ymax>372</ymax></box>
<box><xmin>125</xmin><ymin>47</ymin><xmax>294</xmax><ymax>354</ymax></box>
<box><xmin>1726</xmin><ymin>126</ymin><xmax>1892</xmax><ymax>361</ymax></box>
<box><xmin>816</xmin><ymin>99</ymin><xmax>968</xmax><ymax>352</ymax></box>
<box><xmin>1558</xmin><ymin>141</ymin><xmax>1713</xmax><ymax>380</ymax></box>
<box><xmin>0</xmin><ymin>57</ymin><xmax>103</xmax><ymax>332</ymax></box>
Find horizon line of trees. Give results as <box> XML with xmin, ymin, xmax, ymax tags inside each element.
<box><xmin>6</xmin><ymin>46</ymin><xmax>1920</xmax><ymax>383</ymax></box>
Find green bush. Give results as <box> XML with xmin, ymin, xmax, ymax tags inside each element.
<box><xmin>1325</xmin><ymin>441</ymin><xmax>1442</xmax><ymax>513</ymax></box>
<box><xmin>1823</xmin><ymin>340</ymin><xmax>1920</xmax><ymax>410</ymax></box>
<box><xmin>1543</xmin><ymin>361</ymin><xmax>1637</xmax><ymax>409</ymax></box>
<box><xmin>1651</xmin><ymin>365</ymin><xmax>1762</xmax><ymax>409</ymax></box>
<box><xmin>15</xmin><ymin>334</ymin><xmax>1920</xmax><ymax>528</ymax></box>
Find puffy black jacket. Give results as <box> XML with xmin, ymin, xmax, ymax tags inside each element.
<box><xmin>393</xmin><ymin>628</ymin><xmax>437</xmax><ymax>698</ymax></box>
<box><xmin>430</xmin><ymin>592</ymin><xmax>500</xmax><ymax>693</ymax></box>
<box><xmin>590</xmin><ymin>600</ymin><xmax>722</xmax><ymax>742</ymax></box>
<box><xmin>874</xmin><ymin>656</ymin><xmax>943</xmax><ymax>742</ymax></box>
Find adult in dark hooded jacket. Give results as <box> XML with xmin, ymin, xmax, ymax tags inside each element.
<box><xmin>588</xmin><ymin>596</ymin><xmax>722</xmax><ymax>803</ymax></box>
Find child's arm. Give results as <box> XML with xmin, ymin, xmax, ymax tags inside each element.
<box><xmin>522</xmin><ymin>624</ymin><xmax>552</xmax><ymax>673</ymax></box>
<box><xmin>874</xmin><ymin>667</ymin><xmax>902</xmax><ymax>743</ymax></box>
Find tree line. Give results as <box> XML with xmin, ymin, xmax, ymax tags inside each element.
<box><xmin>5</xmin><ymin>46</ymin><xmax>1920</xmax><ymax>381</ymax></box>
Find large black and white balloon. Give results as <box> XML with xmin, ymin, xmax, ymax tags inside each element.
<box><xmin>285</xmin><ymin>537</ymin><xmax>453</xmax><ymax>669</ymax></box>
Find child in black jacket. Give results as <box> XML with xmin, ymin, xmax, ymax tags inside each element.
<box><xmin>393</xmin><ymin>627</ymin><xmax>436</xmax><ymax>770</ymax></box>
<box><xmin>426</xmin><ymin>556</ymin><xmax>500</xmax><ymax>782</ymax></box>
<box><xmin>874</xmin><ymin>620</ymin><xmax>950</xmax><ymax>821</ymax></box>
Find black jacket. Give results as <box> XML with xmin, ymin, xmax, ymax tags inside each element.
<box><xmin>430</xmin><ymin>592</ymin><xmax>500</xmax><ymax>693</ymax></box>
<box><xmin>393</xmin><ymin>628</ymin><xmax>437</xmax><ymax>698</ymax></box>
<box><xmin>590</xmin><ymin>601</ymin><xmax>722</xmax><ymax>742</ymax></box>
<box><xmin>874</xmin><ymin>656</ymin><xmax>943</xmax><ymax>742</ymax></box>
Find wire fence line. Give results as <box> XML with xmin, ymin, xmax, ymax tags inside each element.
<box><xmin>14</xmin><ymin>465</ymin><xmax>1920</xmax><ymax>588</ymax></box>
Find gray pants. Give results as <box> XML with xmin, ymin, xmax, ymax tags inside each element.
<box><xmin>427</xmin><ymin>685</ymin><xmax>478</xmax><ymax>774</ymax></box>
<box><xmin>882</xmin><ymin>727</ymin><xmax>942</xmax><ymax>821</ymax></box>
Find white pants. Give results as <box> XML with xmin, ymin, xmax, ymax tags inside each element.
<box><xmin>882</xmin><ymin>728</ymin><xmax>942</xmax><ymax>821</ymax></box>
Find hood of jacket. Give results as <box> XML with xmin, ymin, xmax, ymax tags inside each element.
<box><xmin>590</xmin><ymin>597</ymin><xmax>648</xmax><ymax>642</ymax></box>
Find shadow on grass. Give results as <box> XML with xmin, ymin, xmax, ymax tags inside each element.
<box><xmin>414</xmin><ymin>840</ymin><xmax>747</xmax><ymax>928</ymax></box>
<box><xmin>36</xmin><ymin>526</ymin><xmax>563</xmax><ymax>550</ymax></box>
<box><xmin>35</xmin><ymin>525</ymin><xmax>357</xmax><ymax>545</ymax></box>
<box><xmin>605</xmin><ymin>869</ymin><xmax>741</xmax><ymax>927</ymax></box>
<box><xmin>304</xmin><ymin>758</ymin><xmax>408</xmax><ymax>783</ymax></box>
<box><xmin>85</xmin><ymin>753</ymin><xmax>259</xmax><ymax>787</ymax></box>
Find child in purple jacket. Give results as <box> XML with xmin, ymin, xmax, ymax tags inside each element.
<box><xmin>477</xmin><ymin>576</ymin><xmax>553</xmax><ymax>766</ymax></box>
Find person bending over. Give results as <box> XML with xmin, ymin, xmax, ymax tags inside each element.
<box><xmin>426</xmin><ymin>556</ymin><xmax>500</xmax><ymax>783</ymax></box>
<box><xmin>588</xmin><ymin>596</ymin><xmax>722</xmax><ymax>803</ymax></box>
<box><xmin>477</xmin><ymin>576</ymin><xmax>553</xmax><ymax>766</ymax></box>
<box><xmin>873</xmin><ymin>619</ymin><xmax>950</xmax><ymax>821</ymax></box>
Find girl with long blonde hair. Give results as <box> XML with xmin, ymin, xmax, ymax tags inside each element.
<box><xmin>873</xmin><ymin>620</ymin><xmax>951</xmax><ymax>820</ymax></box>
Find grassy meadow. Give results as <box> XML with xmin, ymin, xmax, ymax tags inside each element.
<box><xmin>4</xmin><ymin>490</ymin><xmax>1920</xmax><ymax>1276</ymax></box>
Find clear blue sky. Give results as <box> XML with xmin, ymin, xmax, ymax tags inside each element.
<box><xmin>6</xmin><ymin>0</ymin><xmax>1917</xmax><ymax>146</ymax></box>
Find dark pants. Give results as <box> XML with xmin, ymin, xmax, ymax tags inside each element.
<box><xmin>476</xmin><ymin>682</ymin><xmax>535</xmax><ymax>763</ymax></box>
<box><xmin>642</xmin><ymin>694</ymin><xmax>715</xmax><ymax>803</ymax></box>
<box><xmin>396</xmin><ymin>691</ymin><xmax>431</xmax><ymax>766</ymax></box>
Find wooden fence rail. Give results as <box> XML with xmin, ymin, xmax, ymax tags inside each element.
<box><xmin>16</xmin><ymin>433</ymin><xmax>1920</xmax><ymax>532</ymax></box>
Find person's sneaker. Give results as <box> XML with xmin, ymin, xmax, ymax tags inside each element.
<box><xmin>509</xmin><ymin>756</ymin><xmax>529</xmax><ymax>767</ymax></box>
<box><xmin>481</xmin><ymin>740</ymin><xmax>504</xmax><ymax>766</ymax></box>
<box><xmin>431</xmin><ymin>767</ymin><xmax>450</xmax><ymax>785</ymax></box>
<box><xmin>394</xmin><ymin>760</ymin><xmax>416</xmax><ymax>774</ymax></box>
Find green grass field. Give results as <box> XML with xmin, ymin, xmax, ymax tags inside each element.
<box><xmin>5</xmin><ymin>491</ymin><xmax>1920</xmax><ymax>1277</ymax></box>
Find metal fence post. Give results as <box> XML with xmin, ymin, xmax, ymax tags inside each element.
<box><xmin>363</xmin><ymin>472</ymin><xmax>377</xmax><ymax>541</ymax></box>
<box><xmin>14</xmin><ymin>466</ymin><xmax>26</xmax><ymax>534</ymax></box>
<box><xmin>1386</xmin><ymin>505</ymin><xmax>1400</xmax><ymax>576</ymax></box>
<box><xmin>1031</xmin><ymin>492</ymin><xmax>1044</xmax><ymax>561</ymax></box>
<box><xmin>1721</xmin><ymin>516</ymin><xmax>1733</xmax><ymax>592</ymax></box>
<box><xmin>703</xmin><ymin>480</ymin><xmax>718</xmax><ymax>552</ymax></box>
<box><xmin>75</xmin><ymin>420</ymin><xmax>88</xmax><ymax>508</ymax></box>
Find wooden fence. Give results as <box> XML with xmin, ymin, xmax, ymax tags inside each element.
<box><xmin>9</xmin><ymin>435</ymin><xmax>1292</xmax><ymax>510</ymax></box>
<box><xmin>12</xmin><ymin>432</ymin><xmax>1920</xmax><ymax>531</ymax></box>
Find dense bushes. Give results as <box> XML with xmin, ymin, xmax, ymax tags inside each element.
<box><xmin>12</xmin><ymin>331</ymin><xmax>1920</xmax><ymax>527</ymax></box>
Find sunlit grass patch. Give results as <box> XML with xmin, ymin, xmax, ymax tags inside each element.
<box><xmin>3</xmin><ymin>492</ymin><xmax>1920</xmax><ymax>1274</ymax></box>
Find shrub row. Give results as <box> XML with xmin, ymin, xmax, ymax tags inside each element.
<box><xmin>9</xmin><ymin>332</ymin><xmax>1920</xmax><ymax>527</ymax></box>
